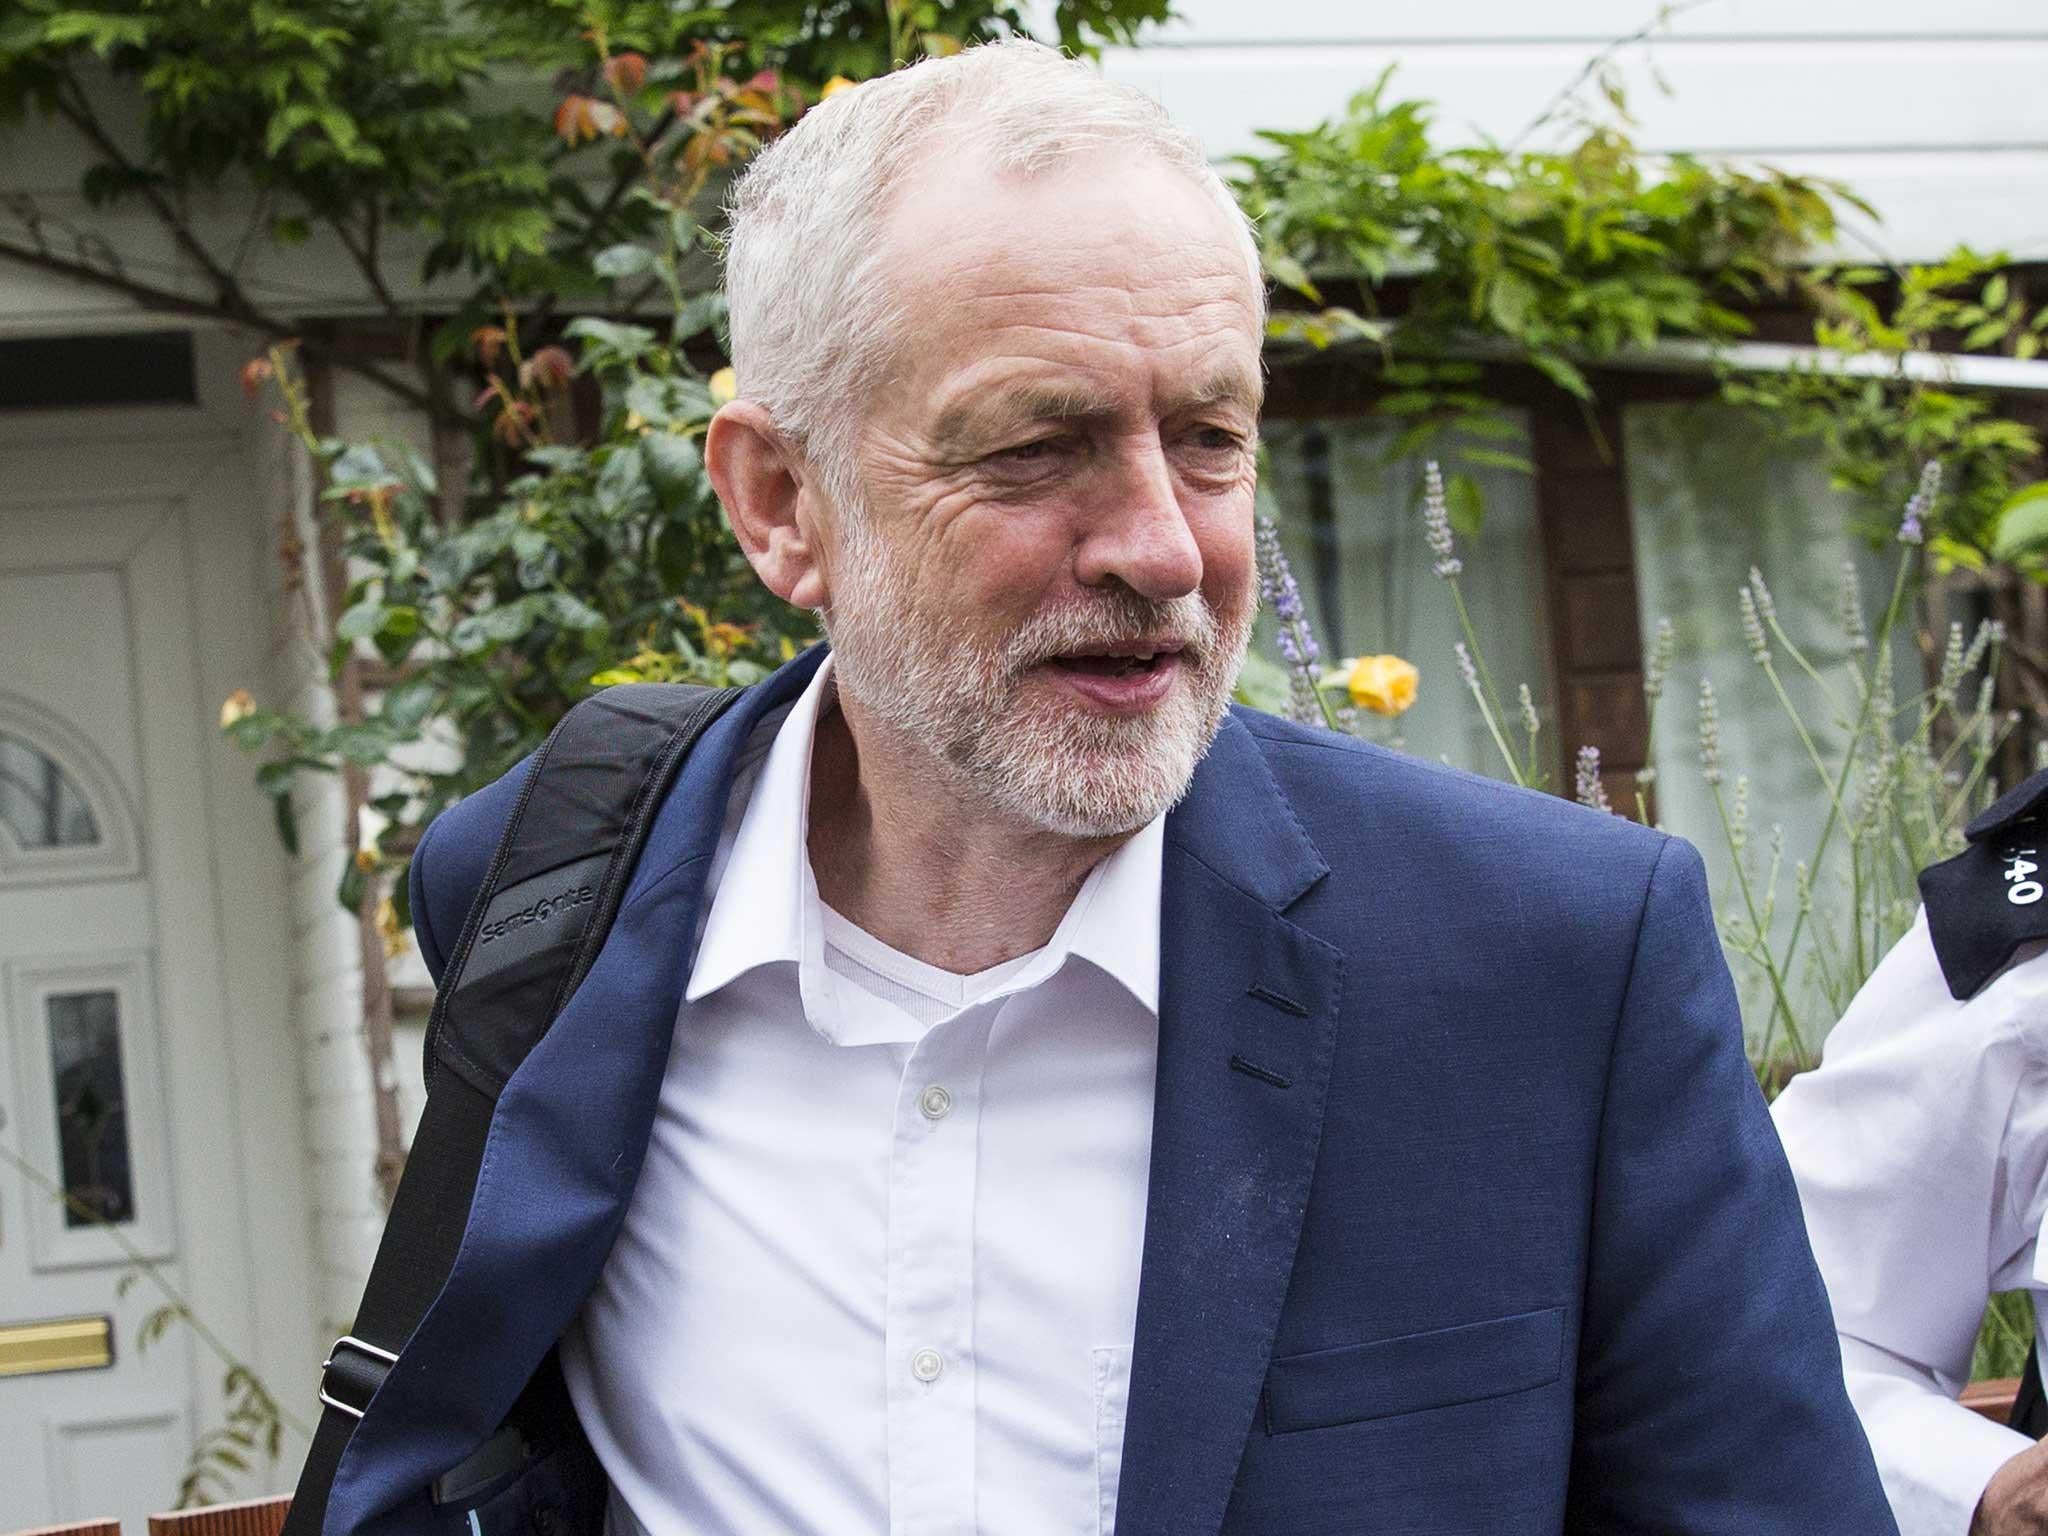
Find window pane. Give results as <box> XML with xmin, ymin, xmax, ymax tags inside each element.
<box><xmin>1257</xmin><ymin>417</ymin><xmax>1555</xmax><ymax>777</ymax></box>
<box><xmin>0</xmin><ymin>732</ymin><xmax>99</xmax><ymax>850</ymax></box>
<box><xmin>1625</xmin><ymin>401</ymin><xmax>1913</xmax><ymax>1050</ymax></box>
<box><xmin>47</xmin><ymin>989</ymin><xmax>135</xmax><ymax>1228</ymax></box>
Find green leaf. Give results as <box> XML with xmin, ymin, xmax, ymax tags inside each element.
<box><xmin>546</xmin><ymin>592</ymin><xmax>606</xmax><ymax>630</ymax></box>
<box><xmin>1262</xmin><ymin>251</ymin><xmax>1320</xmax><ymax>302</ymax></box>
<box><xmin>1444</xmin><ymin>472</ymin><xmax>1486</xmax><ymax>539</ymax></box>
<box><xmin>335</xmin><ymin>601</ymin><xmax>387</xmax><ymax>643</ymax></box>
<box><xmin>641</xmin><ymin>432</ymin><xmax>703</xmax><ymax>500</ymax></box>
<box><xmin>565</xmin><ymin>317</ymin><xmax>656</xmax><ymax>369</ymax></box>
<box><xmin>1486</xmin><ymin>271</ymin><xmax>1537</xmax><ymax>335</ymax></box>
<box><xmin>373</xmin><ymin>606</ymin><xmax>421</xmax><ymax>663</ymax></box>
<box><xmin>326</xmin><ymin>721</ymin><xmax>402</xmax><ymax>764</ymax></box>
<box><xmin>1991</xmin><ymin>481</ymin><xmax>2048</xmax><ymax>562</ymax></box>
<box><xmin>1529</xmin><ymin>353</ymin><xmax>1592</xmax><ymax>401</ymax></box>
<box><xmin>448</xmin><ymin>598</ymin><xmax>540</xmax><ymax>653</ymax></box>
<box><xmin>1964</xmin><ymin>319</ymin><xmax>2009</xmax><ymax>352</ymax></box>
<box><xmin>672</xmin><ymin>291</ymin><xmax>728</xmax><ymax>343</ymax></box>
<box><xmin>40</xmin><ymin>10</ymin><xmax>153</xmax><ymax>54</ymax></box>
<box><xmin>594</xmin><ymin>442</ymin><xmax>651</xmax><ymax>519</ymax></box>
<box><xmin>1456</xmin><ymin>446</ymin><xmax>1536</xmax><ymax>476</ymax></box>
<box><xmin>594</xmin><ymin>242</ymin><xmax>654</xmax><ymax>279</ymax></box>
<box><xmin>338</xmin><ymin>857</ymin><xmax>366</xmax><ymax>913</ymax></box>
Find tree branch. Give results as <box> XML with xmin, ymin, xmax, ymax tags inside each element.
<box><xmin>51</xmin><ymin>72</ymin><xmax>253</xmax><ymax>314</ymax></box>
<box><xmin>580</xmin><ymin>107</ymin><xmax>677</xmax><ymax>251</ymax></box>
<box><xmin>333</xmin><ymin>206</ymin><xmax>405</xmax><ymax>324</ymax></box>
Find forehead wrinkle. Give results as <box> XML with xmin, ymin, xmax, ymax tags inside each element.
<box><xmin>941</xmin><ymin>269</ymin><xmax>1254</xmax><ymax>323</ymax></box>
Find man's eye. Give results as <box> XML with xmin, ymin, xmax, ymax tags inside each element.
<box><xmin>993</xmin><ymin>438</ymin><xmax>1064</xmax><ymax>464</ymax></box>
<box><xmin>1190</xmin><ymin>427</ymin><xmax>1245</xmax><ymax>451</ymax></box>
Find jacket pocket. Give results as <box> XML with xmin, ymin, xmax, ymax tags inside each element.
<box><xmin>1262</xmin><ymin>1305</ymin><xmax>1565</xmax><ymax>1435</ymax></box>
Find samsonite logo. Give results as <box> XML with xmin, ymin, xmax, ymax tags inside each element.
<box><xmin>479</xmin><ymin>882</ymin><xmax>595</xmax><ymax>944</ymax></box>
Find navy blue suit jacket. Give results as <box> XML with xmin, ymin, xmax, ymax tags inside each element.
<box><xmin>334</xmin><ymin>644</ymin><xmax>1895</xmax><ymax>1535</ymax></box>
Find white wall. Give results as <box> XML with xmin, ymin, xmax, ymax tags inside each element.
<box><xmin>1103</xmin><ymin>0</ymin><xmax>2048</xmax><ymax>264</ymax></box>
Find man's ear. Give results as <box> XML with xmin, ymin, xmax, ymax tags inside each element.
<box><xmin>704</xmin><ymin>399</ymin><xmax>830</xmax><ymax>610</ymax></box>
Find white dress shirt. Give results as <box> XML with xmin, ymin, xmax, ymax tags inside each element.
<box><xmin>559</xmin><ymin>654</ymin><xmax>1163</xmax><ymax>1536</ymax></box>
<box><xmin>1772</xmin><ymin>910</ymin><xmax>2048</xmax><ymax>1536</ymax></box>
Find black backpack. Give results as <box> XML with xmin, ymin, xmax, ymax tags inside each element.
<box><xmin>282</xmin><ymin>681</ymin><xmax>743</xmax><ymax>1536</ymax></box>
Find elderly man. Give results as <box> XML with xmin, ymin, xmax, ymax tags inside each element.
<box><xmin>288</xmin><ymin>38</ymin><xmax>1893</xmax><ymax>1536</ymax></box>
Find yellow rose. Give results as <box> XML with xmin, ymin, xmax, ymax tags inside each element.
<box><xmin>821</xmin><ymin>75</ymin><xmax>857</xmax><ymax>100</ymax></box>
<box><xmin>1346</xmin><ymin>654</ymin><xmax>1419</xmax><ymax>717</ymax></box>
<box><xmin>376</xmin><ymin>895</ymin><xmax>405</xmax><ymax>959</ymax></box>
<box><xmin>708</xmin><ymin>367</ymin><xmax>737</xmax><ymax>405</ymax></box>
<box><xmin>219</xmin><ymin>688</ymin><xmax>256</xmax><ymax>730</ymax></box>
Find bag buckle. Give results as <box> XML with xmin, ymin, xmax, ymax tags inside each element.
<box><xmin>319</xmin><ymin>1334</ymin><xmax>399</xmax><ymax>1421</ymax></box>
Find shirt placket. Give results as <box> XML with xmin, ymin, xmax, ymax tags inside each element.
<box><xmin>885</xmin><ymin>1004</ymin><xmax>991</xmax><ymax>1535</ymax></box>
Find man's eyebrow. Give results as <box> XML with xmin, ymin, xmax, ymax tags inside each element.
<box><xmin>928</xmin><ymin>385</ymin><xmax>1120</xmax><ymax>450</ymax></box>
<box><xmin>1174</xmin><ymin>369</ymin><xmax>1265</xmax><ymax>417</ymax></box>
<box><xmin>927</xmin><ymin>370</ymin><xmax>1263</xmax><ymax>450</ymax></box>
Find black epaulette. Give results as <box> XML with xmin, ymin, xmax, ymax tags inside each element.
<box><xmin>1919</xmin><ymin>766</ymin><xmax>2048</xmax><ymax>1000</ymax></box>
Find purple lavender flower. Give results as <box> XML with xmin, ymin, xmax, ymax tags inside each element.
<box><xmin>1454</xmin><ymin>642</ymin><xmax>1481</xmax><ymax>699</ymax></box>
<box><xmin>1898</xmin><ymin>461</ymin><xmax>1941</xmax><ymax>545</ymax></box>
<box><xmin>1575</xmin><ymin>745</ymin><xmax>1613</xmax><ymax>814</ymax></box>
<box><xmin>1423</xmin><ymin>460</ymin><xmax>1462</xmax><ymax>579</ymax></box>
<box><xmin>1256</xmin><ymin>513</ymin><xmax>1326</xmax><ymax>724</ymax></box>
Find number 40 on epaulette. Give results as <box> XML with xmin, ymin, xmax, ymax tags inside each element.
<box><xmin>2004</xmin><ymin>848</ymin><xmax>2042</xmax><ymax>906</ymax></box>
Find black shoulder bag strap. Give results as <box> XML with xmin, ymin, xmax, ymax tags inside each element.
<box><xmin>281</xmin><ymin>681</ymin><xmax>743</xmax><ymax>1536</ymax></box>
<box><xmin>2013</xmin><ymin>1335</ymin><xmax>2048</xmax><ymax>1439</ymax></box>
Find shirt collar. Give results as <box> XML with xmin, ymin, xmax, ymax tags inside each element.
<box><xmin>684</xmin><ymin>650</ymin><xmax>1164</xmax><ymax>1022</ymax></box>
<box><xmin>682</xmin><ymin>654</ymin><xmax>828</xmax><ymax>1004</ymax></box>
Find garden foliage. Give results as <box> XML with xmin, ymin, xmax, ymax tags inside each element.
<box><xmin>1233</xmin><ymin>71</ymin><xmax>2047</xmax><ymax>555</ymax></box>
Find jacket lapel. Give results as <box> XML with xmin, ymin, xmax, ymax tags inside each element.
<box><xmin>328</xmin><ymin>646</ymin><xmax>828</xmax><ymax>1534</ymax></box>
<box><xmin>1116</xmin><ymin>712</ymin><xmax>1344</xmax><ymax>1536</ymax></box>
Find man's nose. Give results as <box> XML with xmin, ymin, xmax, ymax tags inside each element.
<box><xmin>1073</xmin><ymin>438</ymin><xmax>1204</xmax><ymax>600</ymax></box>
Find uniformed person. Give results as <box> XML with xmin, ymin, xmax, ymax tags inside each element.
<box><xmin>1775</xmin><ymin>767</ymin><xmax>2048</xmax><ymax>1536</ymax></box>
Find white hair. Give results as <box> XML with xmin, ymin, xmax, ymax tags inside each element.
<box><xmin>720</xmin><ymin>36</ymin><xmax>1266</xmax><ymax>509</ymax></box>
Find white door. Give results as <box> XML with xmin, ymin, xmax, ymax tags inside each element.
<box><xmin>0</xmin><ymin>393</ymin><xmax>314</xmax><ymax>1526</ymax></box>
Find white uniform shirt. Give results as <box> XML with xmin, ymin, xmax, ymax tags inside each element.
<box><xmin>558</xmin><ymin>654</ymin><xmax>1163</xmax><ymax>1536</ymax></box>
<box><xmin>1772</xmin><ymin>909</ymin><xmax>2048</xmax><ymax>1536</ymax></box>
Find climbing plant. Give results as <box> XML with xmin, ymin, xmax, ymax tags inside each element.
<box><xmin>1233</xmin><ymin>70</ymin><xmax>2047</xmax><ymax>552</ymax></box>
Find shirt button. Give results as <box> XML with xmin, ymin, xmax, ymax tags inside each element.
<box><xmin>918</xmin><ymin>1084</ymin><xmax>953</xmax><ymax>1121</ymax></box>
<box><xmin>911</xmin><ymin>1349</ymin><xmax>944</xmax><ymax>1383</ymax></box>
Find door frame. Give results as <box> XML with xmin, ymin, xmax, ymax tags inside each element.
<box><xmin>0</xmin><ymin>324</ymin><xmax>319</xmax><ymax>1495</ymax></box>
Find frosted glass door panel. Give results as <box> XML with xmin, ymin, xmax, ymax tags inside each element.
<box><xmin>1256</xmin><ymin>419</ymin><xmax>1556</xmax><ymax>780</ymax></box>
<box><xmin>1625</xmin><ymin>400</ymin><xmax>1916</xmax><ymax>1053</ymax></box>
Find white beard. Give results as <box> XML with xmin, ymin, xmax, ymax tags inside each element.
<box><xmin>820</xmin><ymin>503</ymin><xmax>1254</xmax><ymax>838</ymax></box>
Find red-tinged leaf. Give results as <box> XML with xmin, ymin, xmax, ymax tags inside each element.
<box><xmin>744</xmin><ymin>69</ymin><xmax>779</xmax><ymax>96</ymax></box>
<box><xmin>603</xmin><ymin>52</ymin><xmax>647</xmax><ymax>96</ymax></box>
<box><xmin>491</xmin><ymin>400</ymin><xmax>538</xmax><ymax>447</ymax></box>
<box><xmin>239</xmin><ymin>356</ymin><xmax>274</xmax><ymax>399</ymax></box>
<box><xmin>555</xmin><ymin>94</ymin><xmax>612</xmax><ymax>144</ymax></box>
<box><xmin>471</xmin><ymin>325</ymin><xmax>507</xmax><ymax>366</ymax></box>
<box><xmin>669</xmin><ymin>90</ymin><xmax>703</xmax><ymax>117</ymax></box>
<box><xmin>524</xmin><ymin>345</ymin><xmax>574</xmax><ymax>392</ymax></box>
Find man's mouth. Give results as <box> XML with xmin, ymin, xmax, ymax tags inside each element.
<box><xmin>1045</xmin><ymin>641</ymin><xmax>1185</xmax><ymax>680</ymax></box>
